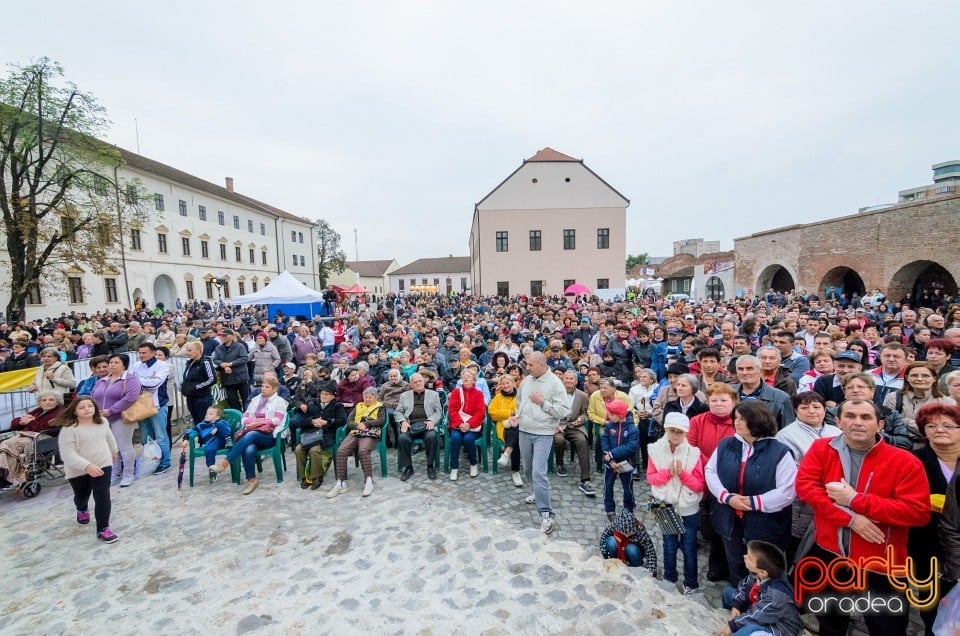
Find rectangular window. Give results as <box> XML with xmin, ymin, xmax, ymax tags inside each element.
<box><xmin>251</xmin><ymin>281</ymin><xmax>258</xmax><ymax>292</ymax></box>
<box><xmin>235</xmin><ymin>246</ymin><xmax>241</xmax><ymax>262</ymax></box>
<box><xmin>530</xmin><ymin>280</ymin><xmax>543</xmax><ymax>296</ymax></box>
<box><xmin>68</xmin><ymin>277</ymin><xmax>84</xmax><ymax>303</ymax></box>
<box><xmin>261</xmin><ymin>251</ymin><xmax>268</xmax><ymax>265</ymax></box>
<box><xmin>178</xmin><ymin>199</ymin><xmax>187</xmax><ymax>216</ymax></box>
<box><xmin>597</xmin><ymin>228</ymin><xmax>610</xmax><ymax>250</ymax></box>
<box><xmin>563</xmin><ymin>229</ymin><xmax>576</xmax><ymax>250</ymax></box>
<box><xmin>130</xmin><ymin>228</ymin><xmax>141</xmax><ymax>250</ymax></box>
<box><xmin>495</xmin><ymin>231</ymin><xmax>508</xmax><ymax>252</ymax></box>
<box><xmin>597</xmin><ymin>278</ymin><xmax>609</xmax><ymax>290</ymax></box>
<box><xmin>198</xmin><ymin>205</ymin><xmax>207</xmax><ymax>221</ymax></box>
<box><xmin>433</xmin><ymin>278</ymin><xmax>440</xmax><ymax>287</ymax></box>
<box><xmin>249</xmin><ymin>248</ymin><xmax>255</xmax><ymax>264</ymax></box>
<box><xmin>186</xmin><ymin>280</ymin><xmax>195</xmax><ymax>300</ymax></box>
<box><xmin>233</xmin><ymin>215</ymin><xmax>240</xmax><ymax>229</ymax></box>
<box><xmin>260</xmin><ymin>223</ymin><xmax>266</xmax><ymax>236</ymax></box>
<box><xmin>564</xmin><ymin>279</ymin><xmax>575</xmax><ymax>290</ymax></box>
<box><xmin>60</xmin><ymin>216</ymin><xmax>75</xmax><ymax>238</ymax></box>
<box><xmin>219</xmin><ymin>244</ymin><xmax>227</xmax><ymax>260</ymax></box>
<box><xmin>26</xmin><ymin>282</ymin><xmax>42</xmax><ymax>305</ymax></box>
<box><xmin>301</xmin><ymin>255</ymin><xmax>306</xmax><ymax>266</ymax></box>
<box><xmin>399</xmin><ymin>279</ymin><xmax>405</xmax><ymax>291</ymax></box>
<box><xmin>181</xmin><ymin>237</ymin><xmax>191</xmax><ymax>256</ymax></box>
<box><xmin>291</xmin><ymin>230</ymin><xmax>297</xmax><ymax>242</ymax></box>
<box><xmin>421</xmin><ymin>278</ymin><xmax>428</xmax><ymax>285</ymax></box>
<box><xmin>409</xmin><ymin>278</ymin><xmax>415</xmax><ymax>289</ymax></box>
<box><xmin>222</xmin><ymin>281</ymin><xmax>230</xmax><ymax>298</ymax></box>
<box><xmin>238</xmin><ymin>281</ymin><xmax>246</xmax><ymax>296</ymax></box>
<box><xmin>460</xmin><ymin>277</ymin><xmax>467</xmax><ymax>292</ymax></box>
<box><xmin>94</xmin><ymin>176</ymin><xmax>108</xmax><ymax>197</ymax></box>
<box><xmin>201</xmin><ymin>240</ymin><xmax>209</xmax><ymax>258</ymax></box>
<box><xmin>155</xmin><ymin>194</ymin><xmax>164</xmax><ymax>211</ymax></box>
<box><xmin>158</xmin><ymin>233</ymin><xmax>167</xmax><ymax>254</ymax></box>
<box><xmin>96</xmin><ymin>222</ymin><xmax>112</xmax><ymax>248</ymax></box>
<box><xmin>205</xmin><ymin>280</ymin><xmax>214</xmax><ymax>299</ymax></box>
<box><xmin>125</xmin><ymin>184</ymin><xmax>138</xmax><ymax>205</ymax></box>
<box><xmin>104</xmin><ymin>278</ymin><xmax>118</xmax><ymax>303</ymax></box>
<box><xmin>496</xmin><ymin>281</ymin><xmax>509</xmax><ymax>297</ymax></box>
<box><xmin>446</xmin><ymin>277</ymin><xmax>452</xmax><ymax>294</ymax></box>
<box><xmin>217</xmin><ymin>210</ymin><xmax>225</xmax><ymax>225</ymax></box>
<box><xmin>247</xmin><ymin>219</ymin><xmax>253</xmax><ymax>233</ymax></box>
<box><xmin>292</xmin><ymin>255</ymin><xmax>298</xmax><ymax>267</ymax></box>
<box><xmin>298</xmin><ymin>232</ymin><xmax>304</xmax><ymax>243</ymax></box>
<box><xmin>683</xmin><ymin>279</ymin><xmax>690</xmax><ymax>292</ymax></box>
<box><xmin>529</xmin><ymin>230</ymin><xmax>541</xmax><ymax>251</ymax></box>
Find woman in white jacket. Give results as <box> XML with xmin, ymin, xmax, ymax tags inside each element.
<box><xmin>646</xmin><ymin>412</ymin><xmax>704</xmax><ymax>594</ymax></box>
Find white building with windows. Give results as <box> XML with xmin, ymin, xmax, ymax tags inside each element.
<box><xmin>388</xmin><ymin>256</ymin><xmax>471</xmax><ymax>296</ymax></box>
<box><xmin>469</xmin><ymin>148</ymin><xmax>629</xmax><ymax>297</ymax></box>
<box><xmin>1</xmin><ymin>147</ymin><xmax>319</xmax><ymax>319</ymax></box>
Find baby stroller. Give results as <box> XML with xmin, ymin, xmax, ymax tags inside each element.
<box><xmin>0</xmin><ymin>428</ymin><xmax>65</xmax><ymax>498</ymax></box>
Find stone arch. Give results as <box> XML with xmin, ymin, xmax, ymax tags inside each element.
<box><xmin>819</xmin><ymin>266</ymin><xmax>865</xmax><ymax>299</ymax></box>
<box><xmin>153</xmin><ymin>274</ymin><xmax>177</xmax><ymax>310</ymax></box>
<box><xmin>132</xmin><ymin>287</ymin><xmax>144</xmax><ymax>302</ymax></box>
<box><xmin>705</xmin><ymin>276</ymin><xmax>725</xmax><ymax>301</ymax></box>
<box><xmin>756</xmin><ymin>264</ymin><xmax>797</xmax><ymax>294</ymax></box>
<box><xmin>888</xmin><ymin>260</ymin><xmax>958</xmax><ymax>304</ymax></box>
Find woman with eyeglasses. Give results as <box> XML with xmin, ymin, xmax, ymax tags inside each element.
<box><xmin>884</xmin><ymin>361</ymin><xmax>956</xmax><ymax>448</ymax></box>
<box><xmin>911</xmin><ymin>403</ymin><xmax>960</xmax><ymax>634</ymax></box>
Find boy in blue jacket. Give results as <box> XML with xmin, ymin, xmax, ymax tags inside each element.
<box><xmin>720</xmin><ymin>540</ymin><xmax>802</xmax><ymax>636</ymax></box>
<box><xmin>600</xmin><ymin>399</ymin><xmax>639</xmax><ymax>521</ymax></box>
<box><xmin>183</xmin><ymin>405</ymin><xmax>232</xmax><ymax>482</ymax></box>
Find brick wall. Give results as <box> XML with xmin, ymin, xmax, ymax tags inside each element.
<box><xmin>734</xmin><ymin>195</ymin><xmax>960</xmax><ymax>299</ymax></box>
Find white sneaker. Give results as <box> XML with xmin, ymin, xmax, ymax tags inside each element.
<box><xmin>119</xmin><ymin>474</ymin><xmax>135</xmax><ymax>488</ymax></box>
<box><xmin>540</xmin><ymin>512</ymin><xmax>554</xmax><ymax>534</ymax></box>
<box><xmin>469</xmin><ymin>464</ymin><xmax>479</xmax><ymax>478</ymax></box>
<box><xmin>362</xmin><ymin>480</ymin><xmax>374</xmax><ymax>497</ymax></box>
<box><xmin>524</xmin><ymin>494</ymin><xmax>536</xmax><ymax>504</ymax></box>
<box><xmin>449</xmin><ymin>469</ymin><xmax>458</xmax><ymax>481</ymax></box>
<box><xmin>326</xmin><ymin>482</ymin><xmax>346</xmax><ymax>498</ymax></box>
<box><xmin>512</xmin><ymin>472</ymin><xmax>524</xmax><ymax>488</ymax></box>
<box><xmin>497</xmin><ymin>452</ymin><xmax>510</xmax><ymax>468</ymax></box>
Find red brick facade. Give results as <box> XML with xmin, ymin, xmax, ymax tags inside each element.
<box><xmin>734</xmin><ymin>195</ymin><xmax>960</xmax><ymax>300</ymax></box>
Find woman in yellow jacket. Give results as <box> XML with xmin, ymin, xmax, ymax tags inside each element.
<box><xmin>488</xmin><ymin>375</ymin><xmax>523</xmax><ymax>487</ymax></box>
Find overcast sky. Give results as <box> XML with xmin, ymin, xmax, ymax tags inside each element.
<box><xmin>5</xmin><ymin>1</ymin><xmax>958</xmax><ymax>264</ymax></box>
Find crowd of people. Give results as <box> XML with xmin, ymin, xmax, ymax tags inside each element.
<box><xmin>2</xmin><ymin>287</ymin><xmax>960</xmax><ymax>634</ymax></box>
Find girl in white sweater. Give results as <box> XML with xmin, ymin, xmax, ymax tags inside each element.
<box><xmin>57</xmin><ymin>397</ymin><xmax>119</xmax><ymax>543</ymax></box>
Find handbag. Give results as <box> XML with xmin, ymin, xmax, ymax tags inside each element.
<box><xmin>119</xmin><ymin>378</ymin><xmax>159</xmax><ymax>424</ymax></box>
<box><xmin>646</xmin><ymin>499</ymin><xmax>686</xmax><ymax>535</ymax></box>
<box><xmin>300</xmin><ymin>428</ymin><xmax>324</xmax><ymax>448</ymax></box>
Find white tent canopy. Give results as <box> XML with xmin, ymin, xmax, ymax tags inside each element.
<box><xmin>231</xmin><ymin>271</ymin><xmax>325</xmax><ymax>306</ymax></box>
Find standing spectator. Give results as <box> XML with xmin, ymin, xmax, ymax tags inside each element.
<box><xmin>730</xmin><ymin>355</ymin><xmax>795</xmax><ymax>430</ymax></box>
<box><xmin>515</xmin><ymin>351</ymin><xmax>570</xmax><ymax>534</ymax></box>
<box><xmin>56</xmin><ymin>397</ymin><xmax>119</xmax><ymax>543</ymax></box>
<box><xmin>706</xmin><ymin>401</ymin><xmax>797</xmax><ymax>585</ymax></box>
<box><xmin>77</xmin><ymin>356</ymin><xmax>110</xmax><ymax>396</ymax></box>
<box><xmin>600</xmin><ymin>399</ymin><xmax>639</xmax><ymax>522</ymax></box>
<box><xmin>291</xmin><ymin>323</ymin><xmax>322</xmax><ymax>366</ymax></box>
<box><xmin>249</xmin><ymin>332</ymin><xmax>281</xmax><ymax>390</ymax></box>
<box><xmin>27</xmin><ymin>347</ymin><xmax>76</xmax><ymax>402</ymax></box>
<box><xmin>884</xmin><ymin>361</ymin><xmax>956</xmax><ymax>447</ymax></box>
<box><xmin>130</xmin><ymin>343</ymin><xmax>171</xmax><ymax>474</ymax></box>
<box><xmin>795</xmin><ymin>399</ymin><xmax>931</xmax><ymax>636</ymax></box>
<box><xmin>646</xmin><ymin>412</ymin><xmax>704</xmax><ymax>593</ymax></box>
<box><xmin>212</xmin><ymin>329</ymin><xmax>250</xmax><ymax>411</ymax></box>
<box><xmin>91</xmin><ymin>355</ymin><xmax>142</xmax><ymax>488</ymax></box>
<box><xmin>181</xmin><ymin>342</ymin><xmax>216</xmax><ymax>425</ymax></box>
<box><xmin>104</xmin><ymin>322</ymin><xmax>128</xmax><ymax>354</ymax></box>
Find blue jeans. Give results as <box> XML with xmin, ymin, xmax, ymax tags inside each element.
<box><xmin>139</xmin><ymin>408</ymin><xmax>170</xmax><ymax>468</ymax></box>
<box><xmin>662</xmin><ymin>512</ymin><xmax>700</xmax><ymax>588</ymax></box>
<box><xmin>602</xmin><ymin>465</ymin><xmax>635</xmax><ymax>513</ymax></box>
<box><xmin>448</xmin><ymin>429</ymin><xmax>479</xmax><ymax>469</ymax></box>
<box><xmin>226</xmin><ymin>431</ymin><xmax>274</xmax><ymax>480</ymax></box>
<box><xmin>604</xmin><ymin>535</ymin><xmax>642</xmax><ymax>567</ymax></box>
<box><xmin>200</xmin><ymin>437</ymin><xmax>227</xmax><ymax>467</ymax></box>
<box><xmin>519</xmin><ymin>430</ymin><xmax>553</xmax><ymax>515</ymax></box>
<box><xmin>720</xmin><ymin>589</ymin><xmax>773</xmax><ymax>635</ymax></box>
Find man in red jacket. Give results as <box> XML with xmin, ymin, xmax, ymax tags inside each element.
<box><xmin>795</xmin><ymin>399</ymin><xmax>930</xmax><ymax>636</ymax></box>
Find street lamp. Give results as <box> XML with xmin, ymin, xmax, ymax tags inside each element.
<box><xmin>213</xmin><ymin>277</ymin><xmax>227</xmax><ymax>319</ymax></box>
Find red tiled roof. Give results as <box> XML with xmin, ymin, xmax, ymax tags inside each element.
<box><xmin>526</xmin><ymin>147</ymin><xmax>578</xmax><ymax>162</ymax></box>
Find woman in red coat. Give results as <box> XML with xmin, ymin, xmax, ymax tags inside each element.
<box><xmin>447</xmin><ymin>369</ymin><xmax>486</xmax><ymax>481</ymax></box>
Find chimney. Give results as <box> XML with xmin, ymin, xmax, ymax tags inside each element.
<box><xmin>225</xmin><ymin>177</ymin><xmax>234</xmax><ymax>192</ymax></box>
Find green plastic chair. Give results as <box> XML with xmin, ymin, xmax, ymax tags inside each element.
<box><xmin>332</xmin><ymin>412</ymin><xmax>389</xmax><ymax>478</ymax></box>
<box><xmin>474</xmin><ymin>415</ymin><xmax>497</xmax><ymax>473</ymax></box>
<box><xmin>187</xmin><ymin>408</ymin><xmax>243</xmax><ymax>486</ymax></box>
<box><xmin>250</xmin><ymin>414</ymin><xmax>289</xmax><ymax>482</ymax></box>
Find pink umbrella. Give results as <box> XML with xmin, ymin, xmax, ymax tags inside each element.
<box><xmin>564</xmin><ymin>283</ymin><xmax>591</xmax><ymax>296</ymax></box>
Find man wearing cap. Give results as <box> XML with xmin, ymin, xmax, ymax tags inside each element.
<box><xmin>813</xmin><ymin>350</ymin><xmax>863</xmax><ymax>406</ymax></box>
<box><xmin>212</xmin><ymin>329</ymin><xmax>250</xmax><ymax>411</ymax></box>
<box><xmin>292</xmin><ymin>380</ymin><xmax>345</xmax><ymax>490</ymax></box>
<box><xmin>199</xmin><ymin>327</ymin><xmax>219</xmax><ymax>357</ymax></box>
<box><xmin>267</xmin><ymin>326</ymin><xmax>293</xmax><ymax>370</ymax></box>
<box><xmin>546</xmin><ymin>340</ymin><xmax>574</xmax><ymax>373</ymax></box>
<box><xmin>652</xmin><ymin>328</ymin><xmax>684</xmax><ymax>381</ymax></box>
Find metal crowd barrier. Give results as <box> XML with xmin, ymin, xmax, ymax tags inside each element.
<box><xmin>0</xmin><ymin>353</ymin><xmax>191</xmax><ymax>431</ymax></box>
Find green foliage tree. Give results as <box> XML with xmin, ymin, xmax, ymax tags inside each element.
<box><xmin>315</xmin><ymin>219</ymin><xmax>346</xmax><ymax>288</ymax></box>
<box><xmin>625</xmin><ymin>252</ymin><xmax>650</xmax><ymax>271</ymax></box>
<box><xmin>0</xmin><ymin>58</ymin><xmax>146</xmax><ymax>320</ymax></box>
